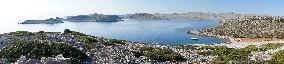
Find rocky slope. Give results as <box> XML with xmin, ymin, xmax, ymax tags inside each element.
<box><xmin>195</xmin><ymin>16</ymin><xmax>284</xmax><ymax>39</ymax></box>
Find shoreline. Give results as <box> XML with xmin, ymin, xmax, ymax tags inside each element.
<box><xmin>188</xmin><ymin>25</ymin><xmax>284</xmax><ymax>48</ymax></box>
<box><xmin>190</xmin><ymin>32</ymin><xmax>284</xmax><ymax>48</ymax></box>
<box><xmin>189</xmin><ymin>30</ymin><xmax>284</xmax><ymax>48</ymax></box>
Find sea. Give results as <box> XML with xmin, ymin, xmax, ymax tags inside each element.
<box><xmin>0</xmin><ymin>19</ymin><xmax>224</xmax><ymax>45</ymax></box>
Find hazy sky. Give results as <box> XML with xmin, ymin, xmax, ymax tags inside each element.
<box><xmin>0</xmin><ymin>0</ymin><xmax>283</xmax><ymax>22</ymax></box>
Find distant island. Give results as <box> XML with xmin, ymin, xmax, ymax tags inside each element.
<box><xmin>124</xmin><ymin>13</ymin><xmax>169</xmax><ymax>20</ymax></box>
<box><xmin>65</xmin><ymin>13</ymin><xmax>123</xmax><ymax>22</ymax></box>
<box><xmin>21</xmin><ymin>13</ymin><xmax>123</xmax><ymax>24</ymax></box>
<box><xmin>20</xmin><ymin>17</ymin><xmax>64</xmax><ymax>24</ymax></box>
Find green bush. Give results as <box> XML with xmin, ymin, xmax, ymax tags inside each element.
<box><xmin>35</xmin><ymin>31</ymin><xmax>48</xmax><ymax>40</ymax></box>
<box><xmin>176</xmin><ymin>45</ymin><xmax>197</xmax><ymax>50</ymax></box>
<box><xmin>259</xmin><ymin>43</ymin><xmax>283</xmax><ymax>51</ymax></box>
<box><xmin>0</xmin><ymin>40</ymin><xmax>89</xmax><ymax>64</ymax></box>
<box><xmin>139</xmin><ymin>47</ymin><xmax>185</xmax><ymax>62</ymax></box>
<box><xmin>9</xmin><ymin>31</ymin><xmax>32</xmax><ymax>36</ymax></box>
<box><xmin>269</xmin><ymin>50</ymin><xmax>284</xmax><ymax>64</ymax></box>
<box><xmin>76</xmin><ymin>36</ymin><xmax>99</xmax><ymax>49</ymax></box>
<box><xmin>103</xmin><ymin>39</ymin><xmax>126</xmax><ymax>46</ymax></box>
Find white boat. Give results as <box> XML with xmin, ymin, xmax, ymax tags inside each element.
<box><xmin>190</xmin><ymin>38</ymin><xmax>198</xmax><ymax>40</ymax></box>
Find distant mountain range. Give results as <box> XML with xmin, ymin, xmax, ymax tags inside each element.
<box><xmin>122</xmin><ymin>12</ymin><xmax>271</xmax><ymax>20</ymax></box>
<box><xmin>21</xmin><ymin>12</ymin><xmax>279</xmax><ymax>24</ymax></box>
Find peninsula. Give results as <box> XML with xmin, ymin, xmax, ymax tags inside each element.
<box><xmin>190</xmin><ymin>16</ymin><xmax>284</xmax><ymax>43</ymax></box>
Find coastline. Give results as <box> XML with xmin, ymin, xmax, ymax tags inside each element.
<box><xmin>188</xmin><ymin>18</ymin><xmax>284</xmax><ymax>48</ymax></box>
<box><xmin>188</xmin><ymin>31</ymin><xmax>284</xmax><ymax>48</ymax></box>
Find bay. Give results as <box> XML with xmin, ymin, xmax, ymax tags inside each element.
<box><xmin>0</xmin><ymin>19</ymin><xmax>224</xmax><ymax>45</ymax></box>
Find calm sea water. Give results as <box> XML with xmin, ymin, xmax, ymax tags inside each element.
<box><xmin>0</xmin><ymin>19</ymin><xmax>224</xmax><ymax>45</ymax></box>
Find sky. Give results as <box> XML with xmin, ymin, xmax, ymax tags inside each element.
<box><xmin>0</xmin><ymin>0</ymin><xmax>283</xmax><ymax>23</ymax></box>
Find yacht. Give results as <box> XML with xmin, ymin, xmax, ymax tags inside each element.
<box><xmin>190</xmin><ymin>38</ymin><xmax>198</xmax><ymax>40</ymax></box>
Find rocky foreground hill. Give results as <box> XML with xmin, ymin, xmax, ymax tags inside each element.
<box><xmin>1</xmin><ymin>29</ymin><xmax>284</xmax><ymax>64</ymax></box>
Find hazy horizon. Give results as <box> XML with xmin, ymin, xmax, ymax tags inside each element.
<box><xmin>0</xmin><ymin>0</ymin><xmax>283</xmax><ymax>23</ymax></box>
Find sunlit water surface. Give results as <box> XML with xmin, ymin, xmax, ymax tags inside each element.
<box><xmin>0</xmin><ymin>19</ymin><xmax>224</xmax><ymax>45</ymax></box>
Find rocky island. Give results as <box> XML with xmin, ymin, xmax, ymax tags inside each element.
<box><xmin>125</xmin><ymin>13</ymin><xmax>168</xmax><ymax>20</ymax></box>
<box><xmin>65</xmin><ymin>13</ymin><xmax>123</xmax><ymax>22</ymax></box>
<box><xmin>21</xmin><ymin>17</ymin><xmax>64</xmax><ymax>24</ymax></box>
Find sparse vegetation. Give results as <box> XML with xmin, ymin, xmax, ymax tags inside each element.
<box><xmin>269</xmin><ymin>50</ymin><xmax>284</xmax><ymax>64</ymax></box>
<box><xmin>176</xmin><ymin>45</ymin><xmax>198</xmax><ymax>50</ymax></box>
<box><xmin>138</xmin><ymin>47</ymin><xmax>185</xmax><ymax>62</ymax></box>
<box><xmin>102</xmin><ymin>39</ymin><xmax>126</xmax><ymax>46</ymax></box>
<box><xmin>0</xmin><ymin>40</ymin><xmax>89</xmax><ymax>64</ymax></box>
<box><xmin>175</xmin><ymin>43</ymin><xmax>283</xmax><ymax>63</ymax></box>
<box><xmin>76</xmin><ymin>36</ymin><xmax>98</xmax><ymax>49</ymax></box>
<box><xmin>9</xmin><ymin>31</ymin><xmax>32</xmax><ymax>36</ymax></box>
